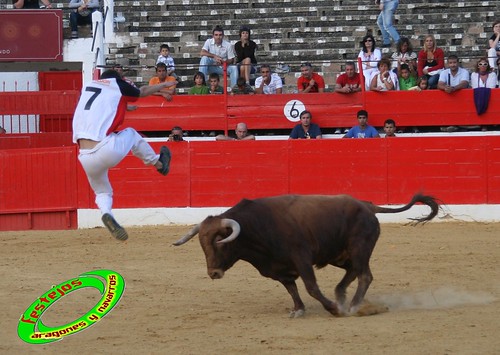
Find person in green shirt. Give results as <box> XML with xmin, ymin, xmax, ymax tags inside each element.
<box><xmin>189</xmin><ymin>71</ymin><xmax>210</xmax><ymax>95</ymax></box>
<box><xmin>398</xmin><ymin>63</ymin><xmax>417</xmax><ymax>90</ymax></box>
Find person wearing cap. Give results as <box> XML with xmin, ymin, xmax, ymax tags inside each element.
<box><xmin>234</xmin><ymin>26</ymin><xmax>258</xmax><ymax>85</ymax></box>
<box><xmin>297</xmin><ymin>63</ymin><xmax>325</xmax><ymax>93</ymax></box>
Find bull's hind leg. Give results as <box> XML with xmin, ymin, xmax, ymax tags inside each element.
<box><xmin>334</xmin><ymin>268</ymin><xmax>358</xmax><ymax>314</ymax></box>
<box><xmin>349</xmin><ymin>267</ymin><xmax>373</xmax><ymax>314</ymax></box>
<box><xmin>280</xmin><ymin>280</ymin><xmax>306</xmax><ymax>318</ymax></box>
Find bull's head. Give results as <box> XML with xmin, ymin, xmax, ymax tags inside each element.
<box><xmin>173</xmin><ymin>218</ymin><xmax>241</xmax><ymax>279</ymax></box>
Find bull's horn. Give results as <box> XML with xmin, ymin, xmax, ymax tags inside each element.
<box><xmin>173</xmin><ymin>224</ymin><xmax>200</xmax><ymax>246</ymax></box>
<box><xmin>218</xmin><ymin>218</ymin><xmax>241</xmax><ymax>244</ymax></box>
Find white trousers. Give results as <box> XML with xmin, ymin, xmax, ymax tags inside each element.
<box><xmin>488</xmin><ymin>48</ymin><xmax>498</xmax><ymax>68</ymax></box>
<box><xmin>78</xmin><ymin>128</ymin><xmax>159</xmax><ymax>216</ymax></box>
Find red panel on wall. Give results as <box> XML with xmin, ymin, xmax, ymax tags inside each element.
<box><xmin>0</xmin><ymin>10</ymin><xmax>63</xmax><ymax>62</ymax></box>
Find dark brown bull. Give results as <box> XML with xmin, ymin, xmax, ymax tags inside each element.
<box><xmin>174</xmin><ymin>193</ymin><xmax>439</xmax><ymax>317</ymax></box>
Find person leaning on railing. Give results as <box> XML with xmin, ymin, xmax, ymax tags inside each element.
<box><xmin>13</xmin><ymin>0</ymin><xmax>52</xmax><ymax>9</ymax></box>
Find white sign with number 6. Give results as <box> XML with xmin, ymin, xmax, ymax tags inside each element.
<box><xmin>283</xmin><ymin>100</ymin><xmax>306</xmax><ymax>122</ymax></box>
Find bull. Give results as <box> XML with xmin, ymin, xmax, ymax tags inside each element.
<box><xmin>173</xmin><ymin>193</ymin><xmax>439</xmax><ymax>317</ymax></box>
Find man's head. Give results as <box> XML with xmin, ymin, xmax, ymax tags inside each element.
<box><xmin>0</xmin><ymin>126</ymin><xmax>6</xmax><ymax>134</ymax></box>
<box><xmin>260</xmin><ymin>64</ymin><xmax>271</xmax><ymax>81</ymax></box>
<box><xmin>235</xmin><ymin>122</ymin><xmax>249</xmax><ymax>139</ymax></box>
<box><xmin>383</xmin><ymin>119</ymin><xmax>396</xmax><ymax>137</ymax></box>
<box><xmin>299</xmin><ymin>110</ymin><xmax>312</xmax><ymax>128</ymax></box>
<box><xmin>237</xmin><ymin>77</ymin><xmax>246</xmax><ymax>88</ymax></box>
<box><xmin>171</xmin><ymin>126</ymin><xmax>183</xmax><ymax>141</ymax></box>
<box><xmin>447</xmin><ymin>55</ymin><xmax>459</xmax><ymax>73</ymax></box>
<box><xmin>300</xmin><ymin>62</ymin><xmax>313</xmax><ymax>79</ymax></box>
<box><xmin>155</xmin><ymin>63</ymin><xmax>168</xmax><ymax>80</ymax></box>
<box><xmin>400</xmin><ymin>64</ymin><xmax>410</xmax><ymax>79</ymax></box>
<box><xmin>357</xmin><ymin>110</ymin><xmax>369</xmax><ymax>128</ymax></box>
<box><xmin>212</xmin><ymin>25</ymin><xmax>224</xmax><ymax>45</ymax></box>
<box><xmin>345</xmin><ymin>62</ymin><xmax>356</xmax><ymax>78</ymax></box>
<box><xmin>160</xmin><ymin>44</ymin><xmax>170</xmax><ymax>57</ymax></box>
<box><xmin>112</xmin><ymin>64</ymin><xmax>125</xmax><ymax>77</ymax></box>
<box><xmin>100</xmin><ymin>69</ymin><xmax>121</xmax><ymax>80</ymax></box>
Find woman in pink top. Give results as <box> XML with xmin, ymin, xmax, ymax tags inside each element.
<box><xmin>417</xmin><ymin>34</ymin><xmax>444</xmax><ymax>89</ymax></box>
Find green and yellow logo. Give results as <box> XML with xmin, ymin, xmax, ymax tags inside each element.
<box><xmin>18</xmin><ymin>269</ymin><xmax>125</xmax><ymax>344</ymax></box>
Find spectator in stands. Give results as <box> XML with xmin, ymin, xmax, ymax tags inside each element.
<box><xmin>189</xmin><ymin>71</ymin><xmax>210</xmax><ymax>95</ymax></box>
<box><xmin>208</xmin><ymin>73</ymin><xmax>224</xmax><ymax>94</ymax></box>
<box><xmin>398</xmin><ymin>63</ymin><xmax>417</xmax><ymax>90</ymax></box>
<box><xmin>408</xmin><ymin>75</ymin><xmax>429</xmax><ymax>91</ymax></box>
<box><xmin>487</xmin><ymin>22</ymin><xmax>500</xmax><ymax>68</ymax></box>
<box><xmin>334</xmin><ymin>61</ymin><xmax>362</xmax><ymax>93</ymax></box>
<box><xmin>391</xmin><ymin>37</ymin><xmax>417</xmax><ymax>72</ymax></box>
<box><xmin>289</xmin><ymin>110</ymin><xmax>322</xmax><ymax>139</ymax></box>
<box><xmin>437</xmin><ymin>55</ymin><xmax>470</xmax><ymax>94</ymax></box>
<box><xmin>369</xmin><ymin>58</ymin><xmax>397</xmax><ymax>91</ymax></box>
<box><xmin>343</xmin><ymin>110</ymin><xmax>380</xmax><ymax>138</ymax></box>
<box><xmin>358</xmin><ymin>34</ymin><xmax>382</xmax><ymax>90</ymax></box>
<box><xmin>383</xmin><ymin>118</ymin><xmax>397</xmax><ymax>137</ymax></box>
<box><xmin>199</xmin><ymin>25</ymin><xmax>238</xmax><ymax>88</ymax></box>
<box><xmin>231</xmin><ymin>77</ymin><xmax>255</xmax><ymax>95</ymax></box>
<box><xmin>297</xmin><ymin>63</ymin><xmax>325</xmax><ymax>93</ymax></box>
<box><xmin>149</xmin><ymin>63</ymin><xmax>176</xmax><ymax>101</ymax></box>
<box><xmin>168</xmin><ymin>126</ymin><xmax>185</xmax><ymax>142</ymax></box>
<box><xmin>376</xmin><ymin>0</ymin><xmax>400</xmax><ymax>48</ymax></box>
<box><xmin>471</xmin><ymin>58</ymin><xmax>498</xmax><ymax>89</ymax></box>
<box><xmin>216</xmin><ymin>122</ymin><xmax>255</xmax><ymax>141</ymax></box>
<box><xmin>112</xmin><ymin>64</ymin><xmax>136</xmax><ymax>87</ymax></box>
<box><xmin>156</xmin><ymin>44</ymin><xmax>176</xmax><ymax>78</ymax></box>
<box><xmin>14</xmin><ymin>0</ymin><xmax>52</xmax><ymax>9</ymax></box>
<box><xmin>417</xmin><ymin>34</ymin><xmax>445</xmax><ymax>89</ymax></box>
<box><xmin>234</xmin><ymin>26</ymin><xmax>257</xmax><ymax>85</ymax></box>
<box><xmin>0</xmin><ymin>126</ymin><xmax>6</xmax><ymax>134</ymax></box>
<box><xmin>68</xmin><ymin>0</ymin><xmax>99</xmax><ymax>39</ymax></box>
<box><xmin>254</xmin><ymin>64</ymin><xmax>283</xmax><ymax>94</ymax></box>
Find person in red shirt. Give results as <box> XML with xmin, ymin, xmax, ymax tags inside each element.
<box><xmin>297</xmin><ymin>62</ymin><xmax>325</xmax><ymax>93</ymax></box>
<box><xmin>334</xmin><ymin>61</ymin><xmax>362</xmax><ymax>93</ymax></box>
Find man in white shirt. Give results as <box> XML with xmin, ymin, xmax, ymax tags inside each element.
<box><xmin>199</xmin><ymin>26</ymin><xmax>239</xmax><ymax>88</ymax></box>
<box><xmin>438</xmin><ymin>55</ymin><xmax>470</xmax><ymax>94</ymax></box>
<box><xmin>254</xmin><ymin>64</ymin><xmax>283</xmax><ymax>94</ymax></box>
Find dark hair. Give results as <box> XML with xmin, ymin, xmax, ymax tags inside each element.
<box><xmin>156</xmin><ymin>62</ymin><xmax>168</xmax><ymax>72</ymax></box>
<box><xmin>300</xmin><ymin>62</ymin><xmax>312</xmax><ymax>68</ymax></box>
<box><xmin>300</xmin><ymin>110</ymin><xmax>312</xmax><ymax>119</ymax></box>
<box><xmin>193</xmin><ymin>71</ymin><xmax>206</xmax><ymax>85</ymax></box>
<box><xmin>260</xmin><ymin>64</ymin><xmax>271</xmax><ymax>71</ymax></box>
<box><xmin>475</xmin><ymin>57</ymin><xmax>491</xmax><ymax>73</ymax></box>
<box><xmin>345</xmin><ymin>61</ymin><xmax>356</xmax><ymax>68</ymax></box>
<box><xmin>172</xmin><ymin>126</ymin><xmax>183</xmax><ymax>131</ymax></box>
<box><xmin>396</xmin><ymin>37</ymin><xmax>413</xmax><ymax>54</ymax></box>
<box><xmin>160</xmin><ymin>44</ymin><xmax>170</xmax><ymax>51</ymax></box>
<box><xmin>209</xmin><ymin>73</ymin><xmax>220</xmax><ymax>80</ymax></box>
<box><xmin>361</xmin><ymin>34</ymin><xmax>376</xmax><ymax>53</ymax></box>
<box><xmin>384</xmin><ymin>118</ymin><xmax>396</xmax><ymax>126</ymax></box>
<box><xmin>400</xmin><ymin>63</ymin><xmax>410</xmax><ymax>71</ymax></box>
<box><xmin>239</xmin><ymin>26</ymin><xmax>251</xmax><ymax>39</ymax></box>
<box><xmin>447</xmin><ymin>54</ymin><xmax>459</xmax><ymax>61</ymax></box>
<box><xmin>357</xmin><ymin>109</ymin><xmax>368</xmax><ymax>118</ymax></box>
<box><xmin>100</xmin><ymin>69</ymin><xmax>121</xmax><ymax>80</ymax></box>
<box><xmin>237</xmin><ymin>77</ymin><xmax>246</xmax><ymax>86</ymax></box>
<box><xmin>212</xmin><ymin>25</ymin><xmax>224</xmax><ymax>35</ymax></box>
<box><xmin>377</xmin><ymin>58</ymin><xmax>391</xmax><ymax>69</ymax></box>
<box><xmin>493</xmin><ymin>21</ymin><xmax>500</xmax><ymax>29</ymax></box>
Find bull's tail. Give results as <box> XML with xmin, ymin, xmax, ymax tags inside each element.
<box><xmin>364</xmin><ymin>194</ymin><xmax>440</xmax><ymax>224</ymax></box>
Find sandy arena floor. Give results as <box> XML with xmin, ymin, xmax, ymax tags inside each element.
<box><xmin>1</xmin><ymin>222</ymin><xmax>499</xmax><ymax>354</ymax></box>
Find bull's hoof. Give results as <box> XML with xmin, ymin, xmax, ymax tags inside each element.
<box><xmin>289</xmin><ymin>309</ymin><xmax>305</xmax><ymax>318</ymax></box>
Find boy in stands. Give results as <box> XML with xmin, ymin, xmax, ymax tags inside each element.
<box><xmin>72</xmin><ymin>69</ymin><xmax>177</xmax><ymax>241</ymax></box>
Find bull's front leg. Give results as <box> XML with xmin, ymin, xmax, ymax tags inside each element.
<box><xmin>280</xmin><ymin>280</ymin><xmax>306</xmax><ymax>318</ymax></box>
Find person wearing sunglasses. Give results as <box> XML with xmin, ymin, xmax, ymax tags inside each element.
<box><xmin>471</xmin><ymin>58</ymin><xmax>497</xmax><ymax>89</ymax></box>
<box><xmin>358</xmin><ymin>34</ymin><xmax>382</xmax><ymax>90</ymax></box>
